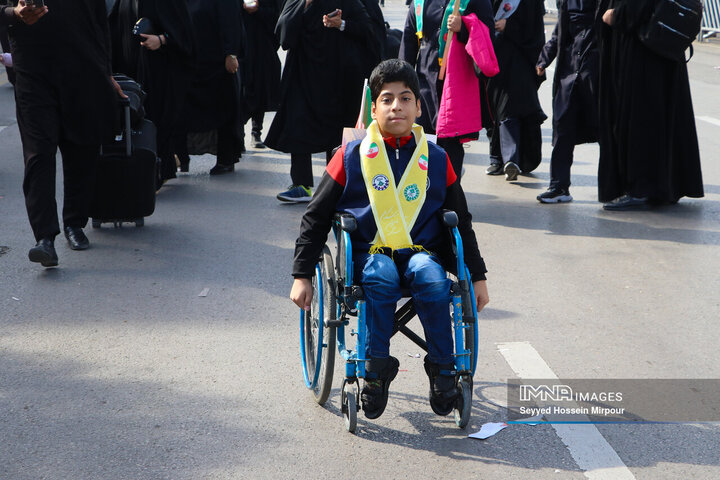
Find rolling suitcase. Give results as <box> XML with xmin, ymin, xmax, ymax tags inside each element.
<box><xmin>90</xmin><ymin>97</ymin><xmax>158</xmax><ymax>228</ymax></box>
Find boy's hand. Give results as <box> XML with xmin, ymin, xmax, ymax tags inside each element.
<box><xmin>536</xmin><ymin>66</ymin><xmax>545</xmax><ymax>76</ymax></box>
<box><xmin>495</xmin><ymin>18</ymin><xmax>506</xmax><ymax>33</ymax></box>
<box><xmin>472</xmin><ymin>280</ymin><xmax>489</xmax><ymax>313</ymax></box>
<box><xmin>290</xmin><ymin>278</ymin><xmax>313</xmax><ymax>311</ymax></box>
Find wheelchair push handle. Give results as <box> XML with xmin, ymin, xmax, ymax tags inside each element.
<box><xmin>337</xmin><ymin>214</ymin><xmax>357</xmax><ymax>233</ymax></box>
<box><xmin>440</xmin><ymin>209</ymin><xmax>459</xmax><ymax>228</ymax></box>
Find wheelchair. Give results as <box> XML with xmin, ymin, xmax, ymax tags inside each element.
<box><xmin>299</xmin><ymin>210</ymin><xmax>479</xmax><ymax>433</ymax></box>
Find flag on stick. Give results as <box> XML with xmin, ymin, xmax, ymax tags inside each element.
<box><xmin>355</xmin><ymin>79</ymin><xmax>373</xmax><ymax>129</ymax></box>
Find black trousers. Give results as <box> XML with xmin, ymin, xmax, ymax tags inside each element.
<box><xmin>290</xmin><ymin>150</ymin><xmax>333</xmax><ymax>187</ymax></box>
<box><xmin>16</xmin><ymin>71</ymin><xmax>99</xmax><ymax>241</ymax></box>
<box><xmin>549</xmin><ymin>106</ymin><xmax>579</xmax><ymax>190</ymax></box>
<box><xmin>250</xmin><ymin>112</ymin><xmax>264</xmax><ymax>137</ymax></box>
<box><xmin>489</xmin><ymin>117</ymin><xmax>522</xmax><ymax>167</ymax></box>
<box><xmin>437</xmin><ymin>137</ymin><xmax>465</xmax><ymax>178</ymax></box>
<box><xmin>22</xmin><ymin>141</ymin><xmax>98</xmax><ymax>242</ymax></box>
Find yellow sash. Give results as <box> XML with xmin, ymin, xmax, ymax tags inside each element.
<box><xmin>360</xmin><ymin>121</ymin><xmax>430</xmax><ymax>252</ymax></box>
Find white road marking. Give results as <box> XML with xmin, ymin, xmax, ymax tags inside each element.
<box><xmin>497</xmin><ymin>341</ymin><xmax>636</xmax><ymax>480</ymax></box>
<box><xmin>0</xmin><ymin>126</ymin><xmax>7</xmax><ymax>134</ymax></box>
<box><xmin>696</xmin><ymin>116</ymin><xmax>720</xmax><ymax>127</ymax></box>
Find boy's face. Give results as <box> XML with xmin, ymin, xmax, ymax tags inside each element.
<box><xmin>371</xmin><ymin>81</ymin><xmax>422</xmax><ymax>138</ymax></box>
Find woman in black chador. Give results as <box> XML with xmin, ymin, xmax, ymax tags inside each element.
<box><xmin>110</xmin><ymin>0</ymin><xmax>196</xmax><ymax>185</ymax></box>
<box><xmin>265</xmin><ymin>0</ymin><xmax>379</xmax><ymax>203</ymax></box>
<box><xmin>179</xmin><ymin>0</ymin><xmax>244</xmax><ymax>175</ymax></box>
<box><xmin>241</xmin><ymin>0</ymin><xmax>282</xmax><ymax>149</ymax></box>
<box><xmin>484</xmin><ymin>0</ymin><xmax>546</xmax><ymax>181</ymax></box>
<box><xmin>597</xmin><ymin>0</ymin><xmax>703</xmax><ymax>210</ymax></box>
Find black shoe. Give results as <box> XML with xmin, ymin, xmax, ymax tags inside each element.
<box><xmin>252</xmin><ymin>134</ymin><xmax>266</xmax><ymax>149</ymax></box>
<box><xmin>424</xmin><ymin>356</ymin><xmax>459</xmax><ymax>416</ymax></box>
<box><xmin>485</xmin><ymin>163</ymin><xmax>503</xmax><ymax>175</ymax></box>
<box><xmin>537</xmin><ymin>187</ymin><xmax>573</xmax><ymax>204</ymax></box>
<box><xmin>361</xmin><ymin>356</ymin><xmax>400</xmax><ymax>419</ymax></box>
<box><xmin>28</xmin><ymin>238</ymin><xmax>58</xmax><ymax>267</ymax></box>
<box><xmin>64</xmin><ymin>226</ymin><xmax>90</xmax><ymax>250</ymax></box>
<box><xmin>504</xmin><ymin>161</ymin><xmax>520</xmax><ymax>181</ymax></box>
<box><xmin>209</xmin><ymin>163</ymin><xmax>234</xmax><ymax>175</ymax></box>
<box><xmin>176</xmin><ymin>153</ymin><xmax>190</xmax><ymax>173</ymax></box>
<box><xmin>603</xmin><ymin>194</ymin><xmax>648</xmax><ymax>211</ymax></box>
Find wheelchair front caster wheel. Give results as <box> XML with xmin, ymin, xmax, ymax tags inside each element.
<box><xmin>342</xmin><ymin>382</ymin><xmax>357</xmax><ymax>433</ymax></box>
<box><xmin>454</xmin><ymin>378</ymin><xmax>472</xmax><ymax>429</ymax></box>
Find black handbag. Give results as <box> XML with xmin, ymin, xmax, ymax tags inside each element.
<box><xmin>638</xmin><ymin>0</ymin><xmax>703</xmax><ymax>62</ymax></box>
<box><xmin>132</xmin><ymin>17</ymin><xmax>155</xmax><ymax>40</ymax></box>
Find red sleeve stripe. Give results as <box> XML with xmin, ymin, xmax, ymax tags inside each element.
<box><xmin>446</xmin><ymin>154</ymin><xmax>457</xmax><ymax>186</ymax></box>
<box><xmin>326</xmin><ymin>145</ymin><xmax>347</xmax><ymax>186</ymax></box>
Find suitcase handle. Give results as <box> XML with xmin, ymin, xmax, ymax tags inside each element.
<box><xmin>123</xmin><ymin>103</ymin><xmax>132</xmax><ymax>157</ymax></box>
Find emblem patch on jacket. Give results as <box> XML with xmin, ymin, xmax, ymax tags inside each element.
<box><xmin>372</xmin><ymin>174</ymin><xmax>390</xmax><ymax>191</ymax></box>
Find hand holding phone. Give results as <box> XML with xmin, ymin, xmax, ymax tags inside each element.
<box><xmin>323</xmin><ymin>8</ymin><xmax>342</xmax><ymax>29</ymax></box>
<box><xmin>14</xmin><ymin>0</ymin><xmax>48</xmax><ymax>25</ymax></box>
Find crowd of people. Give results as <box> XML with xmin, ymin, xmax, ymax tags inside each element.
<box><xmin>0</xmin><ymin>0</ymin><xmax>705</xmax><ymax>268</ymax></box>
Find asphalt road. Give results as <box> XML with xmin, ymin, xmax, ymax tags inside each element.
<box><xmin>1</xmin><ymin>2</ymin><xmax>720</xmax><ymax>479</ymax></box>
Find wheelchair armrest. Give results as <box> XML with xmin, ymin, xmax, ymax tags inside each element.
<box><xmin>440</xmin><ymin>209</ymin><xmax>458</xmax><ymax>228</ymax></box>
<box><xmin>336</xmin><ymin>213</ymin><xmax>358</xmax><ymax>233</ymax></box>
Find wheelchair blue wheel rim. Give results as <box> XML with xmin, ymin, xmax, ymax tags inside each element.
<box><xmin>466</xmin><ymin>266</ymin><xmax>479</xmax><ymax>376</ymax></box>
<box><xmin>300</xmin><ymin>264</ymin><xmax>325</xmax><ymax>389</ymax></box>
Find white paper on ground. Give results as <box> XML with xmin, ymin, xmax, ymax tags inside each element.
<box><xmin>198</xmin><ymin>288</ymin><xmax>210</xmax><ymax>297</ymax></box>
<box><xmin>468</xmin><ymin>422</ymin><xmax>508</xmax><ymax>440</ymax></box>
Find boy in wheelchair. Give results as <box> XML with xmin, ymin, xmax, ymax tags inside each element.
<box><xmin>290</xmin><ymin>59</ymin><xmax>489</xmax><ymax>419</ymax></box>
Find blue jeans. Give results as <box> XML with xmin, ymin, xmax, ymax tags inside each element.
<box><xmin>354</xmin><ymin>251</ymin><xmax>453</xmax><ymax>364</ymax></box>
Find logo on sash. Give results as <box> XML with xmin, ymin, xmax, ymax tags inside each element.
<box><xmin>366</xmin><ymin>142</ymin><xmax>380</xmax><ymax>159</ymax></box>
<box><xmin>372</xmin><ymin>174</ymin><xmax>390</xmax><ymax>191</ymax></box>
<box><xmin>404</xmin><ymin>184</ymin><xmax>420</xmax><ymax>202</ymax></box>
<box><xmin>418</xmin><ymin>155</ymin><xmax>428</xmax><ymax>171</ymax></box>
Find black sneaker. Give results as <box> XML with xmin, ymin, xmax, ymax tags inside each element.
<box><xmin>424</xmin><ymin>356</ymin><xmax>459</xmax><ymax>416</ymax></box>
<box><xmin>485</xmin><ymin>163</ymin><xmax>503</xmax><ymax>175</ymax></box>
<box><xmin>503</xmin><ymin>161</ymin><xmax>520</xmax><ymax>181</ymax></box>
<box><xmin>252</xmin><ymin>133</ymin><xmax>266</xmax><ymax>149</ymax></box>
<box><xmin>537</xmin><ymin>187</ymin><xmax>573</xmax><ymax>204</ymax></box>
<box><xmin>361</xmin><ymin>356</ymin><xmax>399</xmax><ymax>419</ymax></box>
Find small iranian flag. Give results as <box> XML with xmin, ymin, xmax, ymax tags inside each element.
<box><xmin>366</xmin><ymin>142</ymin><xmax>380</xmax><ymax>159</ymax></box>
<box><xmin>355</xmin><ymin>79</ymin><xmax>373</xmax><ymax>129</ymax></box>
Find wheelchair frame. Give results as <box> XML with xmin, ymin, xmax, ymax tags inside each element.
<box><xmin>300</xmin><ymin>211</ymin><xmax>479</xmax><ymax>432</ymax></box>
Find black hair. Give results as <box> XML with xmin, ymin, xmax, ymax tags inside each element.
<box><xmin>368</xmin><ymin>59</ymin><xmax>421</xmax><ymax>103</ymax></box>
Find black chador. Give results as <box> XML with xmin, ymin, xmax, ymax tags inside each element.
<box><xmin>179</xmin><ymin>0</ymin><xmax>244</xmax><ymax>172</ymax></box>
<box><xmin>241</xmin><ymin>0</ymin><xmax>282</xmax><ymax>145</ymax></box>
<box><xmin>485</xmin><ymin>0</ymin><xmax>546</xmax><ymax>176</ymax></box>
<box><xmin>115</xmin><ymin>0</ymin><xmax>196</xmax><ymax>183</ymax></box>
<box><xmin>536</xmin><ymin>0</ymin><xmax>599</xmax><ymax>193</ymax></box>
<box><xmin>596</xmin><ymin>0</ymin><xmax>703</xmax><ymax>205</ymax></box>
